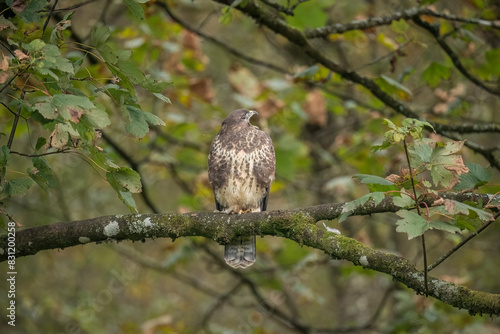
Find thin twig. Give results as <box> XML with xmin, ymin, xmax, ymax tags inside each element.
<box><xmin>42</xmin><ymin>0</ymin><xmax>59</xmax><ymax>35</ymax></box>
<box><xmin>7</xmin><ymin>106</ymin><xmax>21</xmax><ymax>150</ymax></box>
<box><xmin>403</xmin><ymin>138</ymin><xmax>428</xmax><ymax>295</ymax></box>
<box><xmin>427</xmin><ymin>212</ymin><xmax>500</xmax><ymax>272</ymax></box>
<box><xmin>10</xmin><ymin>149</ymin><xmax>70</xmax><ymax>157</ymax></box>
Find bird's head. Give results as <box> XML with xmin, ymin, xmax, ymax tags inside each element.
<box><xmin>222</xmin><ymin>109</ymin><xmax>258</xmax><ymax>128</ymax></box>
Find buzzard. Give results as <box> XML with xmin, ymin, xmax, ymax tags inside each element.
<box><xmin>208</xmin><ymin>109</ymin><xmax>276</xmax><ymax>269</ymax></box>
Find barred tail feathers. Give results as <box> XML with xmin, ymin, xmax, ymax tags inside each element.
<box><xmin>224</xmin><ymin>235</ymin><xmax>256</xmax><ymax>269</ymax></box>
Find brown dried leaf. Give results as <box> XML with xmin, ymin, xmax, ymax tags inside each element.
<box><xmin>0</xmin><ymin>56</ymin><xmax>9</xmax><ymax>84</ymax></box>
<box><xmin>182</xmin><ymin>31</ymin><xmax>202</xmax><ymax>55</ymax></box>
<box><xmin>12</xmin><ymin>0</ymin><xmax>27</xmax><ymax>13</ymax></box>
<box><xmin>228</xmin><ymin>64</ymin><xmax>261</xmax><ymax>99</ymax></box>
<box><xmin>48</xmin><ymin>124</ymin><xmax>69</xmax><ymax>149</ymax></box>
<box><xmin>189</xmin><ymin>77</ymin><xmax>215</xmax><ymax>103</ymax></box>
<box><xmin>433</xmin><ymin>102</ymin><xmax>448</xmax><ymax>114</ymax></box>
<box><xmin>434</xmin><ymin>88</ymin><xmax>449</xmax><ymax>101</ymax></box>
<box><xmin>303</xmin><ymin>89</ymin><xmax>327</xmax><ymax>127</ymax></box>
<box><xmin>432</xmin><ymin>198</ymin><xmax>444</xmax><ymax>206</ymax></box>
<box><xmin>445</xmin><ymin>155</ymin><xmax>469</xmax><ymax>176</ymax></box>
<box><xmin>386</xmin><ymin>174</ymin><xmax>403</xmax><ymax>184</ymax></box>
<box><xmin>69</xmin><ymin>108</ymin><xmax>84</xmax><ymax>123</ymax></box>
<box><xmin>14</xmin><ymin>49</ymin><xmax>29</xmax><ymax>62</ymax></box>
<box><xmin>256</xmin><ymin>96</ymin><xmax>285</xmax><ymax>119</ymax></box>
<box><xmin>0</xmin><ymin>55</ymin><xmax>9</xmax><ymax>71</ymax></box>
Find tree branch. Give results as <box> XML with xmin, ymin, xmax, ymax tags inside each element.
<box><xmin>305</xmin><ymin>7</ymin><xmax>500</xmax><ymax>39</ymax></box>
<box><xmin>2</xmin><ymin>192</ymin><xmax>499</xmax><ymax>315</ymax></box>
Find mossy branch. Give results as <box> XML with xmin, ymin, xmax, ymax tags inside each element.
<box><xmin>1</xmin><ymin>192</ymin><xmax>499</xmax><ymax>315</ymax></box>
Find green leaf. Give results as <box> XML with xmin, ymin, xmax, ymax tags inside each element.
<box><xmin>401</xmin><ymin>118</ymin><xmax>435</xmax><ymax>138</ymax></box>
<box><xmin>116</xmin><ymin>189</ymin><xmax>138</xmax><ymax>213</ymax></box>
<box><xmin>48</xmin><ymin>123</ymin><xmax>72</xmax><ymax>149</ymax></box>
<box><xmin>124</xmin><ymin>105</ymin><xmax>164</xmax><ymax>138</ymax></box>
<box><xmin>456</xmin><ymin>215</ymin><xmax>482</xmax><ymax>232</ymax></box>
<box><xmin>371</xmin><ymin>192</ymin><xmax>385</xmax><ymax>205</ymax></box>
<box><xmin>393</xmin><ymin>193</ymin><xmax>415</xmax><ymax>208</ymax></box>
<box><xmin>353</xmin><ymin>174</ymin><xmax>399</xmax><ymax>193</ymax></box>
<box><xmin>0</xmin><ymin>178</ymin><xmax>34</xmax><ymax>200</ymax></box>
<box><xmin>124</xmin><ymin>0</ymin><xmax>145</xmax><ymax>20</ymax></box>
<box><xmin>8</xmin><ymin>0</ymin><xmax>47</xmax><ymax>23</ymax></box>
<box><xmin>408</xmin><ymin>138</ymin><xmax>434</xmax><ymax>166</ymax></box>
<box><xmin>293</xmin><ymin>65</ymin><xmax>319</xmax><ymax>79</ymax></box>
<box><xmin>107</xmin><ymin>167</ymin><xmax>142</xmax><ymax>193</ymax></box>
<box><xmin>433</xmin><ymin>199</ymin><xmax>493</xmax><ymax>223</ymax></box>
<box><xmin>371</xmin><ymin>140</ymin><xmax>392</xmax><ymax>152</ymax></box>
<box><xmin>428</xmin><ymin>141</ymin><xmax>468</xmax><ymax>188</ymax></box>
<box><xmin>96</xmin><ymin>44</ymin><xmax>120</xmax><ymax>64</ymax></box>
<box><xmin>339</xmin><ymin>193</ymin><xmax>385</xmax><ymax>222</ymax></box>
<box><xmin>117</xmin><ymin>60</ymin><xmax>145</xmax><ymax>84</ymax></box>
<box><xmin>28</xmin><ymin>157</ymin><xmax>58</xmax><ymax>192</ymax></box>
<box><xmin>22</xmin><ymin>40</ymin><xmax>74</xmax><ymax>80</ymax></box>
<box><xmin>153</xmin><ymin>93</ymin><xmax>171</xmax><ymax>104</ymax></box>
<box><xmin>354</xmin><ymin>174</ymin><xmax>395</xmax><ymax>186</ymax></box>
<box><xmin>453</xmin><ymin>162</ymin><xmax>493</xmax><ymax>191</ymax></box>
<box><xmin>0</xmin><ymin>16</ymin><xmax>17</xmax><ymax>31</ymax></box>
<box><xmin>421</xmin><ymin>62</ymin><xmax>450</xmax><ymax>88</ymax></box>
<box><xmin>395</xmin><ymin>210</ymin><xmax>429</xmax><ymax>239</ymax></box>
<box><xmin>50</xmin><ymin>11</ymin><xmax>73</xmax><ymax>45</ymax></box>
<box><xmin>428</xmin><ymin>220</ymin><xmax>461</xmax><ymax>234</ymax></box>
<box><xmin>143</xmin><ymin>76</ymin><xmax>171</xmax><ymax>93</ymax></box>
<box><xmin>86</xmin><ymin>146</ymin><xmax>119</xmax><ymax>169</ymax></box>
<box><xmin>391</xmin><ymin>19</ymin><xmax>409</xmax><ymax>34</ymax></box>
<box><xmin>219</xmin><ymin>7</ymin><xmax>233</xmax><ymax>25</ymax></box>
<box><xmin>106</xmin><ymin>167</ymin><xmax>142</xmax><ymax>213</ymax></box>
<box><xmin>286</xmin><ymin>1</ymin><xmax>327</xmax><ymax>29</ymax></box>
<box><xmin>375</xmin><ymin>75</ymin><xmax>412</xmax><ymax>101</ymax></box>
<box><xmin>52</xmin><ymin>94</ymin><xmax>96</xmax><ymax>121</ymax></box>
<box><xmin>91</xmin><ymin>25</ymin><xmax>111</xmax><ymax>48</ymax></box>
<box><xmin>84</xmin><ymin>103</ymin><xmax>111</xmax><ymax>128</ymax></box>
<box><xmin>35</xmin><ymin>137</ymin><xmax>47</xmax><ymax>151</ymax></box>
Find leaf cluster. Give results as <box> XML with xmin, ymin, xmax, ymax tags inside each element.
<box><xmin>0</xmin><ymin>2</ymin><xmax>171</xmax><ymax>212</ymax></box>
<box><xmin>352</xmin><ymin>118</ymin><xmax>494</xmax><ymax>240</ymax></box>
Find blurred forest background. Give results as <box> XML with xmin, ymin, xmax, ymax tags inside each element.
<box><xmin>1</xmin><ymin>0</ymin><xmax>500</xmax><ymax>333</ymax></box>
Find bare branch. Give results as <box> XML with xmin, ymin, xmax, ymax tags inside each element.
<box><xmin>305</xmin><ymin>7</ymin><xmax>500</xmax><ymax>39</ymax></box>
<box><xmin>305</xmin><ymin>7</ymin><xmax>422</xmax><ymax>38</ymax></box>
<box><xmin>432</xmin><ymin>122</ymin><xmax>500</xmax><ymax>134</ymax></box>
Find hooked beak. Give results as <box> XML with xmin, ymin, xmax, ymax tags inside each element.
<box><xmin>246</xmin><ymin>110</ymin><xmax>258</xmax><ymax>121</ymax></box>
